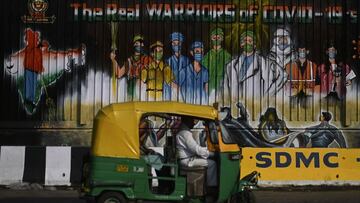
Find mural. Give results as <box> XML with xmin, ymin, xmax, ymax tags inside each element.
<box><xmin>5</xmin><ymin>28</ymin><xmax>86</xmax><ymax>115</ymax></box>
<box><xmin>1</xmin><ymin>0</ymin><xmax>360</xmax><ymax>148</ymax></box>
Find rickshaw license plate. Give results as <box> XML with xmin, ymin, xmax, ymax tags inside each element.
<box><xmin>116</xmin><ymin>164</ymin><xmax>129</xmax><ymax>173</ymax></box>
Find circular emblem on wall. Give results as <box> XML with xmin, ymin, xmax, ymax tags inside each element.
<box><xmin>22</xmin><ymin>0</ymin><xmax>55</xmax><ymax>23</ymax></box>
<box><xmin>29</xmin><ymin>0</ymin><xmax>48</xmax><ymax>13</ymax></box>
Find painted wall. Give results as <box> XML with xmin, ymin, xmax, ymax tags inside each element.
<box><xmin>1</xmin><ymin>0</ymin><xmax>360</xmax><ymax>147</ymax></box>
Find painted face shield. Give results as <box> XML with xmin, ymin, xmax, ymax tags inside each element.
<box><xmin>273</xmin><ymin>28</ymin><xmax>291</xmax><ymax>52</ymax></box>
<box><xmin>277</xmin><ymin>36</ymin><xmax>290</xmax><ymax>51</ymax></box>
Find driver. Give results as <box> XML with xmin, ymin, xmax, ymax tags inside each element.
<box><xmin>176</xmin><ymin>117</ymin><xmax>217</xmax><ymax>187</ymax></box>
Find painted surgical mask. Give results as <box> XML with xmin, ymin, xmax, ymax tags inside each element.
<box><xmin>134</xmin><ymin>45</ymin><xmax>142</xmax><ymax>53</ymax></box>
<box><xmin>194</xmin><ymin>53</ymin><xmax>203</xmax><ymax>62</ymax></box>
<box><xmin>154</xmin><ymin>51</ymin><xmax>163</xmax><ymax>61</ymax></box>
<box><xmin>278</xmin><ymin>44</ymin><xmax>289</xmax><ymax>51</ymax></box>
<box><xmin>172</xmin><ymin>45</ymin><xmax>181</xmax><ymax>53</ymax></box>
<box><xmin>328</xmin><ymin>51</ymin><xmax>336</xmax><ymax>59</ymax></box>
<box><xmin>211</xmin><ymin>39</ymin><xmax>222</xmax><ymax>47</ymax></box>
<box><xmin>243</xmin><ymin>43</ymin><xmax>254</xmax><ymax>53</ymax></box>
<box><xmin>299</xmin><ymin>51</ymin><xmax>306</xmax><ymax>59</ymax></box>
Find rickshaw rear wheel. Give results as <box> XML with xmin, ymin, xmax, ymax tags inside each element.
<box><xmin>97</xmin><ymin>191</ymin><xmax>127</xmax><ymax>203</ymax></box>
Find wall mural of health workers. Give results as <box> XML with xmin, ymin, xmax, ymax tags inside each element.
<box><xmin>1</xmin><ymin>0</ymin><xmax>360</xmax><ymax>148</ymax></box>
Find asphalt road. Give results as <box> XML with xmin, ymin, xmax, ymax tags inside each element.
<box><xmin>0</xmin><ymin>189</ymin><xmax>359</xmax><ymax>203</ymax></box>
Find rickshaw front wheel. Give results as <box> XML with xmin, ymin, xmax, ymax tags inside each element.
<box><xmin>97</xmin><ymin>191</ymin><xmax>127</xmax><ymax>203</ymax></box>
<box><xmin>227</xmin><ymin>190</ymin><xmax>255</xmax><ymax>203</ymax></box>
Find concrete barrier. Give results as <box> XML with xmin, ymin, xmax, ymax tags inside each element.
<box><xmin>0</xmin><ymin>146</ymin><xmax>89</xmax><ymax>186</ymax></box>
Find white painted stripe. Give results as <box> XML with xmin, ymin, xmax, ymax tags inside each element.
<box><xmin>45</xmin><ymin>147</ymin><xmax>71</xmax><ymax>186</ymax></box>
<box><xmin>0</xmin><ymin>146</ymin><xmax>26</xmax><ymax>185</ymax></box>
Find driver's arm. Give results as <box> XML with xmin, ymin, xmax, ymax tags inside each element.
<box><xmin>183</xmin><ymin>131</ymin><xmax>209</xmax><ymax>159</ymax></box>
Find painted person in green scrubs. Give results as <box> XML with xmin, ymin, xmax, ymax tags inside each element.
<box><xmin>202</xmin><ymin>28</ymin><xmax>231</xmax><ymax>105</ymax></box>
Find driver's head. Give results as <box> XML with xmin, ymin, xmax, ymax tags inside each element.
<box><xmin>182</xmin><ymin>117</ymin><xmax>196</xmax><ymax>129</ymax></box>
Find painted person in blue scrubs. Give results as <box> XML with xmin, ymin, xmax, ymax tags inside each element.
<box><xmin>180</xmin><ymin>41</ymin><xmax>209</xmax><ymax>105</ymax></box>
<box><xmin>165</xmin><ymin>32</ymin><xmax>190</xmax><ymax>101</ymax></box>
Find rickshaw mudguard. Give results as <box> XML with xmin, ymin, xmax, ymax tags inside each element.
<box><xmin>89</xmin><ymin>186</ymin><xmax>136</xmax><ymax>199</ymax></box>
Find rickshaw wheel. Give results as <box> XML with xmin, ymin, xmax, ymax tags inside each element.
<box><xmin>227</xmin><ymin>190</ymin><xmax>255</xmax><ymax>203</ymax></box>
<box><xmin>97</xmin><ymin>192</ymin><xmax>127</xmax><ymax>203</ymax></box>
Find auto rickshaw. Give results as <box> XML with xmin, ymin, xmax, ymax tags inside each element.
<box><xmin>82</xmin><ymin>102</ymin><xmax>258</xmax><ymax>203</ymax></box>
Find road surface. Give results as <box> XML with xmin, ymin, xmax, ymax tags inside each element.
<box><xmin>0</xmin><ymin>188</ymin><xmax>359</xmax><ymax>203</ymax></box>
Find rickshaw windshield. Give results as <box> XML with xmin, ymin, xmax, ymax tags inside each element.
<box><xmin>219</xmin><ymin>121</ymin><xmax>236</xmax><ymax>144</ymax></box>
<box><xmin>208</xmin><ymin>121</ymin><xmax>219</xmax><ymax>144</ymax></box>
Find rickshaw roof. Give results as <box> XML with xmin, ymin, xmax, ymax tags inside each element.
<box><xmin>91</xmin><ymin>102</ymin><xmax>218</xmax><ymax>159</ymax></box>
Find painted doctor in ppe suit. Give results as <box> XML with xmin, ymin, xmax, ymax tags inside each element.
<box><xmin>266</xmin><ymin>27</ymin><xmax>295</xmax><ymax>95</ymax></box>
<box><xmin>224</xmin><ymin>30</ymin><xmax>268</xmax><ymax>119</ymax></box>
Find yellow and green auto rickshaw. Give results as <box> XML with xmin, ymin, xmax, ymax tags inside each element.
<box><xmin>82</xmin><ymin>102</ymin><xmax>258</xmax><ymax>203</ymax></box>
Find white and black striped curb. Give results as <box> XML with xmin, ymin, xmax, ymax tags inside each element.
<box><xmin>0</xmin><ymin>146</ymin><xmax>89</xmax><ymax>186</ymax></box>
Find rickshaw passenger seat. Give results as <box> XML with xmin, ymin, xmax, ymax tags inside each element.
<box><xmin>179</xmin><ymin>166</ymin><xmax>207</xmax><ymax>197</ymax></box>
